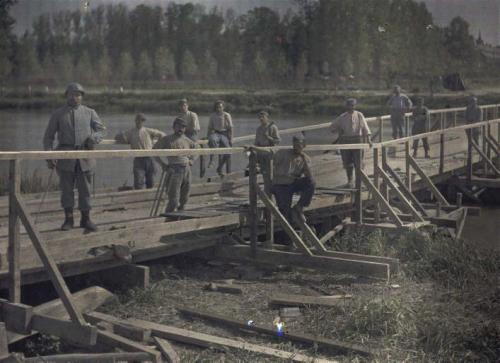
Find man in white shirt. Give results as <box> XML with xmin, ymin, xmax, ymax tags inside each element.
<box><xmin>331</xmin><ymin>98</ymin><xmax>371</xmax><ymax>188</ymax></box>
<box><xmin>178</xmin><ymin>98</ymin><xmax>200</xmax><ymax>141</ymax></box>
<box><xmin>387</xmin><ymin>85</ymin><xmax>412</xmax><ymax>139</ymax></box>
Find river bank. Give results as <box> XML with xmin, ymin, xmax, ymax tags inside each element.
<box><xmin>3</xmin><ymin>88</ymin><xmax>500</xmax><ymax>116</ymax></box>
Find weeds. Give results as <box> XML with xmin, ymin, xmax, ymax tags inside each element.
<box><xmin>0</xmin><ymin>169</ymin><xmax>59</xmax><ymax>196</ymax></box>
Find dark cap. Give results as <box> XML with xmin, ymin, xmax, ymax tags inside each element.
<box><xmin>292</xmin><ymin>134</ymin><xmax>306</xmax><ymax>144</ymax></box>
<box><xmin>65</xmin><ymin>82</ymin><xmax>85</xmax><ymax>95</ymax></box>
<box><xmin>258</xmin><ymin>110</ymin><xmax>269</xmax><ymax>117</ymax></box>
<box><xmin>346</xmin><ymin>98</ymin><xmax>357</xmax><ymax>106</ymax></box>
<box><xmin>178</xmin><ymin>98</ymin><xmax>188</xmax><ymax>105</ymax></box>
<box><xmin>173</xmin><ymin>117</ymin><xmax>187</xmax><ymax>127</ymax></box>
<box><xmin>135</xmin><ymin>113</ymin><xmax>146</xmax><ymax>121</ymax></box>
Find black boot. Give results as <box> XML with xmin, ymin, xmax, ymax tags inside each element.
<box><xmin>80</xmin><ymin>210</ymin><xmax>98</xmax><ymax>232</ymax></box>
<box><xmin>61</xmin><ymin>208</ymin><xmax>74</xmax><ymax>231</ymax></box>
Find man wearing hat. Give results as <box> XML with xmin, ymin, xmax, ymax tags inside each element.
<box><xmin>43</xmin><ymin>82</ymin><xmax>106</xmax><ymax>232</ymax></box>
<box><xmin>114</xmin><ymin>113</ymin><xmax>165</xmax><ymax>189</ymax></box>
<box><xmin>153</xmin><ymin>117</ymin><xmax>197</xmax><ymax>214</ymax></box>
<box><xmin>387</xmin><ymin>85</ymin><xmax>412</xmax><ymax>139</ymax></box>
<box><xmin>330</xmin><ymin>98</ymin><xmax>371</xmax><ymax>188</ymax></box>
<box><xmin>272</xmin><ymin>135</ymin><xmax>315</xmax><ymax>222</ymax></box>
<box><xmin>254</xmin><ymin>110</ymin><xmax>280</xmax><ymax>182</ymax></box>
<box><xmin>178</xmin><ymin>98</ymin><xmax>200</xmax><ymax>141</ymax></box>
<box><xmin>465</xmin><ymin>96</ymin><xmax>482</xmax><ymax>144</ymax></box>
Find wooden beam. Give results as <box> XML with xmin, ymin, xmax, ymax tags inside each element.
<box><xmin>31</xmin><ymin>314</ymin><xmax>98</xmax><ymax>346</ymax></box>
<box><xmin>8</xmin><ymin>159</ymin><xmax>21</xmax><ymax>303</ymax></box>
<box><xmin>269</xmin><ymin>293</ymin><xmax>353</xmax><ymax>308</ymax></box>
<box><xmin>97</xmin><ymin>264</ymin><xmax>150</xmax><ymax>289</ymax></box>
<box><xmin>205</xmin><ymin>283</ymin><xmax>243</xmax><ymax>295</ymax></box>
<box><xmin>454</xmin><ymin>208</ymin><xmax>468</xmax><ymax>241</ymax></box>
<box><xmin>23</xmin><ymin>352</ymin><xmax>154</xmax><ymax>363</ymax></box>
<box><xmin>94</xmin><ymin>330</ymin><xmax>161</xmax><ymax>363</ymax></box>
<box><xmin>152</xmin><ymin>337</ymin><xmax>180</xmax><ymax>363</ymax></box>
<box><xmin>86</xmin><ymin>311</ymin><xmax>334</xmax><ymax>363</ymax></box>
<box><xmin>248</xmin><ymin>152</ymin><xmax>258</xmax><ymax>257</ymax></box>
<box><xmin>256</xmin><ymin>187</ymin><xmax>313</xmax><ymax>256</ymax></box>
<box><xmin>177</xmin><ymin>307</ymin><xmax>372</xmax><ymax>356</ymax></box>
<box><xmin>291</xmin><ymin>211</ymin><xmax>327</xmax><ymax>253</ymax></box>
<box><xmin>113</xmin><ymin>323</ymin><xmax>151</xmax><ymax>343</ymax></box>
<box><xmin>419</xmin><ymin>203</ymin><xmax>480</xmax><ymax>216</ymax></box>
<box><xmin>457</xmin><ymin>176</ymin><xmax>500</xmax><ymax>188</ymax></box>
<box><xmin>319</xmin><ymin>222</ymin><xmax>345</xmax><ymax>244</ymax></box>
<box><xmin>471</xmin><ymin>140</ymin><xmax>500</xmax><ymax>176</ymax></box>
<box><xmin>7</xmin><ymin>286</ymin><xmax>115</xmax><ymax>344</ymax></box>
<box><xmin>214</xmin><ymin>245</ymin><xmax>390</xmax><ymax>280</ymax></box>
<box><xmin>407</xmin><ymin>154</ymin><xmax>450</xmax><ymax>206</ymax></box>
<box><xmin>0</xmin><ymin>323</ymin><xmax>8</xmax><ymax>360</ymax></box>
<box><xmin>0</xmin><ymin>300</ymin><xmax>33</xmax><ymax>334</ymax></box>
<box><xmin>376</xmin><ymin>166</ymin><xmax>424</xmax><ymax>222</ymax></box>
<box><xmin>359</xmin><ymin>170</ymin><xmax>404</xmax><ymax>227</ymax></box>
<box><xmin>13</xmin><ymin>195</ymin><xmax>86</xmax><ymax>326</ymax></box>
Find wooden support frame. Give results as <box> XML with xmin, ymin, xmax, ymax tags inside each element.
<box><xmin>256</xmin><ymin>186</ymin><xmax>313</xmax><ymax>256</ymax></box>
<box><xmin>407</xmin><ymin>154</ymin><xmax>450</xmax><ymax>206</ymax></box>
<box><xmin>13</xmin><ymin>195</ymin><xmax>86</xmax><ymax>326</ymax></box>
<box><xmin>359</xmin><ymin>170</ymin><xmax>404</xmax><ymax>227</ymax></box>
<box><xmin>8</xmin><ymin>160</ymin><xmax>21</xmax><ymax>303</ymax></box>
<box><xmin>263</xmin><ymin>155</ymin><xmax>274</xmax><ymax>248</ymax></box>
<box><xmin>471</xmin><ymin>140</ymin><xmax>500</xmax><ymax>176</ymax></box>
<box><xmin>248</xmin><ymin>152</ymin><xmax>258</xmax><ymax>257</ymax></box>
<box><xmin>291</xmin><ymin>211</ymin><xmax>327</xmax><ymax>253</ymax></box>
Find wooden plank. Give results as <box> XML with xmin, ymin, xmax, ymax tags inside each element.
<box><xmin>457</xmin><ymin>176</ymin><xmax>500</xmax><ymax>188</ymax></box>
<box><xmin>8</xmin><ymin>159</ymin><xmax>21</xmax><ymax>303</ymax></box>
<box><xmin>114</xmin><ymin>323</ymin><xmax>151</xmax><ymax>343</ymax></box>
<box><xmin>94</xmin><ymin>330</ymin><xmax>161</xmax><ymax>363</ymax></box>
<box><xmin>355</xmin><ymin>149</ymin><xmax>363</xmax><ymax>223</ymax></box>
<box><xmin>455</xmin><ymin>208</ymin><xmax>468</xmax><ymax>241</ymax></box>
<box><xmin>407</xmin><ymin>155</ymin><xmax>450</xmax><ymax>206</ymax></box>
<box><xmin>256</xmin><ymin>187</ymin><xmax>313</xmax><ymax>256</ymax></box>
<box><xmin>7</xmin><ymin>286</ymin><xmax>115</xmax><ymax>344</ymax></box>
<box><xmin>152</xmin><ymin>337</ymin><xmax>180</xmax><ymax>363</ymax></box>
<box><xmin>214</xmin><ymin>245</ymin><xmax>390</xmax><ymax>280</ymax></box>
<box><xmin>205</xmin><ymin>283</ymin><xmax>243</xmax><ymax>294</ymax></box>
<box><xmin>97</xmin><ymin>264</ymin><xmax>150</xmax><ymax>289</ymax></box>
<box><xmin>23</xmin><ymin>352</ymin><xmax>153</xmax><ymax>363</ymax></box>
<box><xmin>319</xmin><ymin>222</ymin><xmax>345</xmax><ymax>244</ymax></box>
<box><xmin>292</xmin><ymin>211</ymin><xmax>327</xmax><ymax>253</ymax></box>
<box><xmin>248</xmin><ymin>152</ymin><xmax>258</xmax><ymax>257</ymax></box>
<box><xmin>269</xmin><ymin>293</ymin><xmax>353</xmax><ymax>308</ymax></box>
<box><xmin>31</xmin><ymin>314</ymin><xmax>98</xmax><ymax>346</ymax></box>
<box><xmin>14</xmin><ymin>195</ymin><xmax>86</xmax><ymax>326</ymax></box>
<box><xmin>177</xmin><ymin>307</ymin><xmax>372</xmax><ymax>357</ymax></box>
<box><xmin>376</xmin><ymin>166</ymin><xmax>424</xmax><ymax>222</ymax></box>
<box><xmin>419</xmin><ymin>203</ymin><xmax>480</xmax><ymax>216</ymax></box>
<box><xmin>0</xmin><ymin>301</ymin><xmax>33</xmax><ymax>334</ymax></box>
<box><xmin>85</xmin><ymin>311</ymin><xmax>335</xmax><ymax>363</ymax></box>
<box><xmin>359</xmin><ymin>170</ymin><xmax>404</xmax><ymax>227</ymax></box>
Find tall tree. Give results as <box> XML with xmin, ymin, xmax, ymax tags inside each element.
<box><xmin>0</xmin><ymin>0</ymin><xmax>17</xmax><ymax>81</ymax></box>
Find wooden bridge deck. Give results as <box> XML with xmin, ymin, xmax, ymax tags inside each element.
<box><xmin>0</xmin><ymin>127</ymin><xmax>483</xmax><ymax>287</ymax></box>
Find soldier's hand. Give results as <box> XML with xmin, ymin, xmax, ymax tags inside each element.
<box><xmin>83</xmin><ymin>137</ymin><xmax>96</xmax><ymax>150</ymax></box>
<box><xmin>46</xmin><ymin>160</ymin><xmax>56</xmax><ymax>169</ymax></box>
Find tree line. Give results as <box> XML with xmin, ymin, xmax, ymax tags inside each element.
<box><xmin>0</xmin><ymin>0</ymin><xmax>495</xmax><ymax>89</ymax></box>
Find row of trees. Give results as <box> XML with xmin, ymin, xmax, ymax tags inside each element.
<box><xmin>0</xmin><ymin>0</ymin><xmax>491</xmax><ymax>88</ymax></box>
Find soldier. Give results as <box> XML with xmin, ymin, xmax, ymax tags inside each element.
<box><xmin>114</xmin><ymin>113</ymin><xmax>165</xmax><ymax>189</ymax></box>
<box><xmin>465</xmin><ymin>96</ymin><xmax>482</xmax><ymax>144</ymax></box>
<box><xmin>411</xmin><ymin>98</ymin><xmax>430</xmax><ymax>158</ymax></box>
<box><xmin>207</xmin><ymin>100</ymin><xmax>233</xmax><ymax>176</ymax></box>
<box><xmin>43</xmin><ymin>82</ymin><xmax>106</xmax><ymax>232</ymax></box>
<box><xmin>153</xmin><ymin>118</ymin><xmax>197</xmax><ymax>214</ymax></box>
<box><xmin>387</xmin><ymin>85</ymin><xmax>412</xmax><ymax>139</ymax></box>
<box><xmin>272</xmin><ymin>135</ymin><xmax>315</xmax><ymax>222</ymax></box>
<box><xmin>254</xmin><ymin>110</ymin><xmax>280</xmax><ymax>182</ymax></box>
<box><xmin>178</xmin><ymin>98</ymin><xmax>200</xmax><ymax>141</ymax></box>
<box><xmin>330</xmin><ymin>98</ymin><xmax>372</xmax><ymax>188</ymax></box>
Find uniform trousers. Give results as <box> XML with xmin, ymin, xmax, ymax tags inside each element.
<box><xmin>133</xmin><ymin>157</ymin><xmax>155</xmax><ymax>189</ymax></box>
<box><xmin>390</xmin><ymin>111</ymin><xmax>406</xmax><ymax>139</ymax></box>
<box><xmin>272</xmin><ymin>177</ymin><xmax>315</xmax><ymax>221</ymax></box>
<box><xmin>164</xmin><ymin>164</ymin><xmax>191</xmax><ymax>213</ymax></box>
<box><xmin>57</xmin><ymin>160</ymin><xmax>92</xmax><ymax>211</ymax></box>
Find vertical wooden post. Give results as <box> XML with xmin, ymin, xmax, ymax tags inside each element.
<box><xmin>436</xmin><ymin>201</ymin><xmax>441</xmax><ymax>217</ymax></box>
<box><xmin>405</xmin><ymin>141</ymin><xmax>411</xmax><ymax>191</ymax></box>
<box><xmin>482</xmin><ymin>125</ymin><xmax>488</xmax><ymax>177</ymax></box>
<box><xmin>199</xmin><ymin>144</ymin><xmax>205</xmax><ymax>178</ymax></box>
<box><xmin>354</xmin><ymin>149</ymin><xmax>362</xmax><ymax>224</ymax></box>
<box><xmin>8</xmin><ymin>159</ymin><xmax>21</xmax><ymax>303</ymax></box>
<box><xmin>439</xmin><ymin>133</ymin><xmax>445</xmax><ymax>175</ymax></box>
<box><xmin>378</xmin><ymin>117</ymin><xmax>383</xmax><ymax>142</ymax></box>
<box><xmin>404</xmin><ymin>115</ymin><xmax>409</xmax><ymax>137</ymax></box>
<box><xmin>467</xmin><ymin>129</ymin><xmax>473</xmax><ymax>183</ymax></box>
<box><xmin>226</xmin><ymin>153</ymin><xmax>231</xmax><ymax>175</ymax></box>
<box><xmin>263</xmin><ymin>154</ymin><xmax>274</xmax><ymax>248</ymax></box>
<box><xmin>248</xmin><ymin>152</ymin><xmax>258</xmax><ymax>257</ymax></box>
<box><xmin>381</xmin><ymin>146</ymin><xmax>389</xmax><ymax>200</ymax></box>
<box><xmin>453</xmin><ymin>111</ymin><xmax>457</xmax><ymax>127</ymax></box>
<box><xmin>456</xmin><ymin>192</ymin><xmax>462</xmax><ymax>208</ymax></box>
<box><xmin>373</xmin><ymin>148</ymin><xmax>380</xmax><ymax>223</ymax></box>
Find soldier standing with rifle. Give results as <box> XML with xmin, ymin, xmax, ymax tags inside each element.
<box><xmin>43</xmin><ymin>83</ymin><xmax>106</xmax><ymax>232</ymax></box>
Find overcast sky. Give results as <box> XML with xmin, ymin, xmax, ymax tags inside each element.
<box><xmin>10</xmin><ymin>0</ymin><xmax>500</xmax><ymax>45</ymax></box>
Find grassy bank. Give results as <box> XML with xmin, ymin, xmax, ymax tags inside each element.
<box><xmin>3</xmin><ymin>88</ymin><xmax>500</xmax><ymax>116</ymax></box>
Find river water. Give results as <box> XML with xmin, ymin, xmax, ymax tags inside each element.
<box><xmin>0</xmin><ymin>110</ymin><xmax>498</xmax><ymax>250</ymax></box>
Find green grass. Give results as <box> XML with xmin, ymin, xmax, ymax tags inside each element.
<box><xmin>0</xmin><ymin>169</ymin><xmax>59</xmax><ymax>196</ymax></box>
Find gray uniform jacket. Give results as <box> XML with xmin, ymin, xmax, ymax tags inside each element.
<box><xmin>43</xmin><ymin>104</ymin><xmax>106</xmax><ymax>172</ymax></box>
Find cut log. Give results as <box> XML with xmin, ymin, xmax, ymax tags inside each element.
<box><xmin>0</xmin><ymin>300</ymin><xmax>33</xmax><ymax>334</ymax></box>
<box><xmin>95</xmin><ymin>330</ymin><xmax>161</xmax><ymax>363</ymax></box>
<box><xmin>205</xmin><ymin>283</ymin><xmax>243</xmax><ymax>295</ymax></box>
<box><xmin>31</xmin><ymin>314</ymin><xmax>98</xmax><ymax>346</ymax></box>
<box><xmin>152</xmin><ymin>337</ymin><xmax>180</xmax><ymax>363</ymax></box>
<box><xmin>114</xmin><ymin>323</ymin><xmax>151</xmax><ymax>343</ymax></box>
<box><xmin>269</xmin><ymin>293</ymin><xmax>353</xmax><ymax>308</ymax></box>
<box><xmin>85</xmin><ymin>311</ymin><xmax>336</xmax><ymax>363</ymax></box>
<box><xmin>0</xmin><ymin>323</ymin><xmax>8</xmax><ymax>360</ymax></box>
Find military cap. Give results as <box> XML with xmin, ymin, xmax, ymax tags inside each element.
<box><xmin>258</xmin><ymin>110</ymin><xmax>269</xmax><ymax>117</ymax></box>
<box><xmin>292</xmin><ymin>134</ymin><xmax>306</xmax><ymax>144</ymax></box>
<box><xmin>135</xmin><ymin>113</ymin><xmax>147</xmax><ymax>121</ymax></box>
<box><xmin>65</xmin><ymin>82</ymin><xmax>85</xmax><ymax>95</ymax></box>
<box><xmin>346</xmin><ymin>98</ymin><xmax>357</xmax><ymax>106</ymax></box>
<box><xmin>173</xmin><ymin>117</ymin><xmax>187</xmax><ymax>127</ymax></box>
<box><xmin>178</xmin><ymin>98</ymin><xmax>188</xmax><ymax>105</ymax></box>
